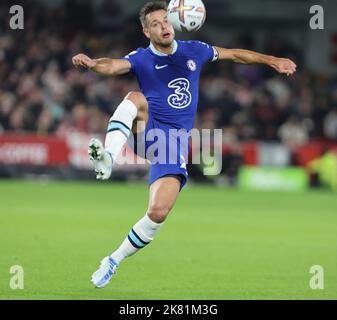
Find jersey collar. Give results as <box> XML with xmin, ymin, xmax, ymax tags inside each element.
<box><xmin>149</xmin><ymin>40</ymin><xmax>178</xmax><ymax>56</ymax></box>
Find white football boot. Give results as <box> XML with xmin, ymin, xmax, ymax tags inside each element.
<box><xmin>88</xmin><ymin>138</ymin><xmax>112</xmax><ymax>180</ymax></box>
<box><xmin>91</xmin><ymin>256</ymin><xmax>118</xmax><ymax>288</ymax></box>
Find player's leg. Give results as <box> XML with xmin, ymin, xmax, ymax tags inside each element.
<box><xmin>91</xmin><ymin>176</ymin><xmax>181</xmax><ymax>288</ymax></box>
<box><xmin>146</xmin><ymin>176</ymin><xmax>181</xmax><ymax>222</ymax></box>
<box><xmin>110</xmin><ymin>176</ymin><xmax>180</xmax><ymax>261</ymax></box>
<box><xmin>88</xmin><ymin>91</ymin><xmax>148</xmax><ymax>180</ymax></box>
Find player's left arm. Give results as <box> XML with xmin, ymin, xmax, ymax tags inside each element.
<box><xmin>214</xmin><ymin>46</ymin><xmax>297</xmax><ymax>76</ymax></box>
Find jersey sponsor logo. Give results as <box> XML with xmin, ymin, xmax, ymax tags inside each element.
<box><xmin>187</xmin><ymin>59</ymin><xmax>196</xmax><ymax>71</ymax></box>
<box><xmin>155</xmin><ymin>64</ymin><xmax>168</xmax><ymax>70</ymax></box>
<box><xmin>167</xmin><ymin>78</ymin><xmax>192</xmax><ymax>109</ymax></box>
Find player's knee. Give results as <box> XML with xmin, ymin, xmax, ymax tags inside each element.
<box><xmin>124</xmin><ymin>91</ymin><xmax>147</xmax><ymax>110</ymax></box>
<box><xmin>147</xmin><ymin>204</ymin><xmax>172</xmax><ymax>223</ymax></box>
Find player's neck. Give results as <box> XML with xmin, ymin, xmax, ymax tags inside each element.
<box><xmin>155</xmin><ymin>45</ymin><xmax>173</xmax><ymax>55</ymax></box>
<box><xmin>150</xmin><ymin>41</ymin><xmax>177</xmax><ymax>56</ymax></box>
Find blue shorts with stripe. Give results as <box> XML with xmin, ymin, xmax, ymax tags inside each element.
<box><xmin>128</xmin><ymin>119</ymin><xmax>189</xmax><ymax>190</ymax></box>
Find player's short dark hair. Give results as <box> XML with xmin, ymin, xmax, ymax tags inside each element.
<box><xmin>139</xmin><ymin>1</ymin><xmax>168</xmax><ymax>27</ymax></box>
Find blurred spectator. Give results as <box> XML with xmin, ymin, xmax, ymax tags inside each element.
<box><xmin>278</xmin><ymin>115</ymin><xmax>309</xmax><ymax>150</ymax></box>
<box><xmin>323</xmin><ymin>107</ymin><xmax>337</xmax><ymax>141</ymax></box>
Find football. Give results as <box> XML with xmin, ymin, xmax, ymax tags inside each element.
<box><xmin>167</xmin><ymin>0</ymin><xmax>206</xmax><ymax>32</ymax></box>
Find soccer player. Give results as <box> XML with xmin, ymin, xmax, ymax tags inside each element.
<box><xmin>72</xmin><ymin>1</ymin><xmax>296</xmax><ymax>288</ymax></box>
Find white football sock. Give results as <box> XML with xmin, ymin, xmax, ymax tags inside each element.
<box><xmin>110</xmin><ymin>213</ymin><xmax>163</xmax><ymax>265</ymax></box>
<box><xmin>105</xmin><ymin>99</ymin><xmax>138</xmax><ymax>163</ymax></box>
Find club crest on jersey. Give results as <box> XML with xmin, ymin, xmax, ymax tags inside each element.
<box><xmin>187</xmin><ymin>59</ymin><xmax>196</xmax><ymax>71</ymax></box>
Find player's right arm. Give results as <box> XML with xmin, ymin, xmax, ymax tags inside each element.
<box><xmin>72</xmin><ymin>54</ymin><xmax>131</xmax><ymax>76</ymax></box>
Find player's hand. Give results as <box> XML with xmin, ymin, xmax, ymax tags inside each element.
<box><xmin>271</xmin><ymin>58</ymin><xmax>297</xmax><ymax>76</ymax></box>
<box><xmin>72</xmin><ymin>54</ymin><xmax>97</xmax><ymax>70</ymax></box>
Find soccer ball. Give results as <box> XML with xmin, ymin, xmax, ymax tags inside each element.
<box><xmin>167</xmin><ymin>0</ymin><xmax>206</xmax><ymax>32</ymax></box>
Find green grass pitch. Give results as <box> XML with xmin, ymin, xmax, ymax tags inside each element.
<box><xmin>0</xmin><ymin>179</ymin><xmax>336</xmax><ymax>300</ymax></box>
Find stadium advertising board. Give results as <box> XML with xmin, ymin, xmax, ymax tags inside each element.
<box><xmin>239</xmin><ymin>166</ymin><xmax>309</xmax><ymax>191</ymax></box>
<box><xmin>0</xmin><ymin>135</ymin><xmax>69</xmax><ymax>166</ymax></box>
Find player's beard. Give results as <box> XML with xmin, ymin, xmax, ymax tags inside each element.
<box><xmin>158</xmin><ymin>39</ymin><xmax>173</xmax><ymax>48</ymax></box>
<box><xmin>155</xmin><ymin>34</ymin><xmax>174</xmax><ymax>48</ymax></box>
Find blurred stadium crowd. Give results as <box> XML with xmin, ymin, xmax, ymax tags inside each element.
<box><xmin>1</xmin><ymin>0</ymin><xmax>337</xmax><ymax>152</ymax></box>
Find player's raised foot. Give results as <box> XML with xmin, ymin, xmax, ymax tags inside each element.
<box><xmin>88</xmin><ymin>138</ymin><xmax>112</xmax><ymax>180</ymax></box>
<box><xmin>91</xmin><ymin>256</ymin><xmax>119</xmax><ymax>288</ymax></box>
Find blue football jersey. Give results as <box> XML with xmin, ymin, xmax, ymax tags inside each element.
<box><xmin>123</xmin><ymin>40</ymin><xmax>218</xmax><ymax>131</ymax></box>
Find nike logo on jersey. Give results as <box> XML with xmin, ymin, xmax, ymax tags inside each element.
<box><xmin>155</xmin><ymin>64</ymin><xmax>168</xmax><ymax>70</ymax></box>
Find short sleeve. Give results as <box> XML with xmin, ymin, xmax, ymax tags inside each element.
<box><xmin>189</xmin><ymin>40</ymin><xmax>218</xmax><ymax>65</ymax></box>
<box><xmin>122</xmin><ymin>48</ymin><xmax>143</xmax><ymax>75</ymax></box>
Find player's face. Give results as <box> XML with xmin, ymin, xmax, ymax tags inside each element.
<box><xmin>143</xmin><ymin>10</ymin><xmax>175</xmax><ymax>47</ymax></box>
